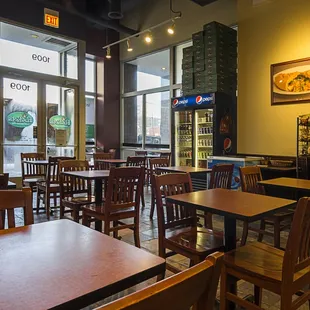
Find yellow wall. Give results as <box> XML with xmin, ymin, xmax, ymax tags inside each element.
<box><xmin>121</xmin><ymin>0</ymin><xmax>237</xmax><ymax>60</ymax></box>
<box><xmin>238</xmin><ymin>0</ymin><xmax>310</xmax><ymax>156</ymax></box>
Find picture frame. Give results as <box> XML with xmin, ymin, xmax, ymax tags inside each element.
<box><xmin>271</xmin><ymin>57</ymin><xmax>310</xmax><ymax>105</ymax></box>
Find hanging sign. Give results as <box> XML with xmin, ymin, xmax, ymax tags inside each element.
<box><xmin>44</xmin><ymin>8</ymin><xmax>59</xmax><ymax>28</ymax></box>
<box><xmin>7</xmin><ymin>112</ymin><xmax>34</xmax><ymax>128</ymax></box>
<box><xmin>49</xmin><ymin>115</ymin><xmax>71</xmax><ymax>130</ymax></box>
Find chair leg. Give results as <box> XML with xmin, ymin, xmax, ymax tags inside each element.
<box><xmin>280</xmin><ymin>292</ymin><xmax>292</xmax><ymax>310</ymax></box>
<box><xmin>46</xmin><ymin>191</ymin><xmax>50</xmax><ymax>220</ymax></box>
<box><xmin>257</xmin><ymin>220</ymin><xmax>265</xmax><ymax>242</ymax></box>
<box><xmin>53</xmin><ymin>193</ymin><xmax>57</xmax><ymax>208</ymax></box>
<box><xmin>36</xmin><ymin>189</ymin><xmax>40</xmax><ymax>214</ymax></box>
<box><xmin>204</xmin><ymin>212</ymin><xmax>213</xmax><ymax>229</ymax></box>
<box><xmin>133</xmin><ymin>218</ymin><xmax>140</xmax><ymax>248</ymax></box>
<box><xmin>72</xmin><ymin>209</ymin><xmax>79</xmax><ymax>223</ymax></box>
<box><xmin>220</xmin><ymin>265</ymin><xmax>229</xmax><ymax>310</ymax></box>
<box><xmin>113</xmin><ymin>221</ymin><xmax>118</xmax><ymax>239</ymax></box>
<box><xmin>103</xmin><ymin>219</ymin><xmax>110</xmax><ymax>236</ymax></box>
<box><xmin>254</xmin><ymin>286</ymin><xmax>262</xmax><ymax>307</ymax></box>
<box><xmin>95</xmin><ymin>220</ymin><xmax>102</xmax><ymax>232</ymax></box>
<box><xmin>60</xmin><ymin>204</ymin><xmax>64</xmax><ymax>218</ymax></box>
<box><xmin>150</xmin><ymin>188</ymin><xmax>155</xmax><ymax>219</ymax></box>
<box><xmin>274</xmin><ymin>218</ymin><xmax>281</xmax><ymax>249</ymax></box>
<box><xmin>141</xmin><ymin>190</ymin><xmax>145</xmax><ymax>208</ymax></box>
<box><xmin>240</xmin><ymin>221</ymin><xmax>249</xmax><ymax>246</ymax></box>
<box><xmin>82</xmin><ymin>213</ymin><xmax>90</xmax><ymax>227</ymax></box>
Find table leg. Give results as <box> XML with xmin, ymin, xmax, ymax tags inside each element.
<box><xmin>224</xmin><ymin>217</ymin><xmax>236</xmax><ymax>252</ymax></box>
<box><xmin>94</xmin><ymin>179</ymin><xmax>103</xmax><ymax>204</ymax></box>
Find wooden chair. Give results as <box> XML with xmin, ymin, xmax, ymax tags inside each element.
<box><xmin>202</xmin><ymin>164</ymin><xmax>234</xmax><ymax>229</ymax></box>
<box><xmin>239</xmin><ymin>166</ymin><xmax>294</xmax><ymax>248</ymax></box>
<box><xmin>97</xmin><ymin>252</ymin><xmax>223</xmax><ymax>310</ymax></box>
<box><xmin>82</xmin><ymin>166</ymin><xmax>145</xmax><ymax>247</ymax></box>
<box><xmin>220</xmin><ymin>197</ymin><xmax>310</xmax><ymax>310</ymax></box>
<box><xmin>93</xmin><ymin>152</ymin><xmax>112</xmax><ymax>170</ymax></box>
<box><xmin>153</xmin><ymin>173</ymin><xmax>224</xmax><ymax>276</ymax></box>
<box><xmin>20</xmin><ymin>152</ymin><xmax>46</xmax><ymax>208</ymax></box>
<box><xmin>0</xmin><ymin>173</ymin><xmax>9</xmax><ymax>189</ymax></box>
<box><xmin>127</xmin><ymin>156</ymin><xmax>147</xmax><ymax>208</ymax></box>
<box><xmin>160</xmin><ymin>152</ymin><xmax>171</xmax><ymax>165</ymax></box>
<box><xmin>59</xmin><ymin>160</ymin><xmax>95</xmax><ymax>222</ymax></box>
<box><xmin>0</xmin><ymin>187</ymin><xmax>33</xmax><ymax>229</ymax></box>
<box><xmin>149</xmin><ymin>158</ymin><xmax>170</xmax><ymax>220</ymax></box>
<box><xmin>37</xmin><ymin>156</ymin><xmax>75</xmax><ymax>220</ymax></box>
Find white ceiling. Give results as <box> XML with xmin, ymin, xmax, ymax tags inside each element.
<box><xmin>0</xmin><ymin>22</ymin><xmax>76</xmax><ymax>52</ymax></box>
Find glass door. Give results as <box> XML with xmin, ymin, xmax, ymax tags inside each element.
<box><xmin>175</xmin><ymin>110</ymin><xmax>193</xmax><ymax>167</ymax></box>
<box><xmin>1</xmin><ymin>77</ymin><xmax>39</xmax><ymax>177</ymax></box>
<box><xmin>45</xmin><ymin>84</ymin><xmax>77</xmax><ymax>157</ymax></box>
<box><xmin>195</xmin><ymin>108</ymin><xmax>214</xmax><ymax>168</ymax></box>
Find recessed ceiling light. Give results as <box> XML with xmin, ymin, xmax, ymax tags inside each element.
<box><xmin>162</xmin><ymin>67</ymin><xmax>166</xmax><ymax>71</ymax></box>
<box><xmin>31</xmin><ymin>34</ymin><xmax>39</xmax><ymax>39</ymax></box>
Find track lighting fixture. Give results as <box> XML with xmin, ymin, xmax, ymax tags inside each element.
<box><xmin>106</xmin><ymin>46</ymin><xmax>111</xmax><ymax>59</ymax></box>
<box><xmin>127</xmin><ymin>39</ymin><xmax>133</xmax><ymax>52</ymax></box>
<box><xmin>167</xmin><ymin>21</ymin><xmax>175</xmax><ymax>35</ymax></box>
<box><xmin>144</xmin><ymin>32</ymin><xmax>153</xmax><ymax>44</ymax></box>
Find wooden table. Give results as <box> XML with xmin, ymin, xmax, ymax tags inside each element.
<box><xmin>166</xmin><ymin>188</ymin><xmax>296</xmax><ymax>252</ymax></box>
<box><xmin>0</xmin><ymin>220</ymin><xmax>165</xmax><ymax>310</ymax></box>
<box><xmin>100</xmin><ymin>159</ymin><xmax>127</xmax><ymax>167</ymax></box>
<box><xmin>62</xmin><ymin>170</ymin><xmax>109</xmax><ymax>203</ymax></box>
<box><xmin>157</xmin><ymin>166</ymin><xmax>211</xmax><ymax>174</ymax></box>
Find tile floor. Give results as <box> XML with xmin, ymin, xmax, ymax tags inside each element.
<box><xmin>16</xmin><ymin>187</ymin><xmax>305</xmax><ymax>309</ymax></box>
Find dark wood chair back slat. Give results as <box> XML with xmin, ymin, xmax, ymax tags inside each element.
<box><xmin>126</xmin><ymin>156</ymin><xmax>146</xmax><ymax>167</ymax></box>
<box><xmin>0</xmin><ymin>173</ymin><xmax>9</xmax><ymax>190</ymax></box>
<box><xmin>96</xmin><ymin>252</ymin><xmax>223</xmax><ymax>310</ymax></box>
<box><xmin>209</xmin><ymin>164</ymin><xmax>234</xmax><ymax>189</ymax></box>
<box><xmin>59</xmin><ymin>160</ymin><xmax>91</xmax><ymax>199</ymax></box>
<box><xmin>104</xmin><ymin>166</ymin><xmax>145</xmax><ymax>213</ymax></box>
<box><xmin>149</xmin><ymin>158</ymin><xmax>170</xmax><ymax>176</ymax></box>
<box><xmin>154</xmin><ymin>173</ymin><xmax>196</xmax><ymax>232</ymax></box>
<box><xmin>21</xmin><ymin>152</ymin><xmax>46</xmax><ymax>180</ymax></box>
<box><xmin>0</xmin><ymin>188</ymin><xmax>33</xmax><ymax>229</ymax></box>
<box><xmin>93</xmin><ymin>153</ymin><xmax>112</xmax><ymax>170</ymax></box>
<box><xmin>284</xmin><ymin>197</ymin><xmax>310</xmax><ymax>276</ymax></box>
<box><xmin>46</xmin><ymin>156</ymin><xmax>76</xmax><ymax>185</ymax></box>
<box><xmin>239</xmin><ymin>166</ymin><xmax>265</xmax><ymax>194</ymax></box>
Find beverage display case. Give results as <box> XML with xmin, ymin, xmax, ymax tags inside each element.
<box><xmin>171</xmin><ymin>92</ymin><xmax>237</xmax><ymax>167</ymax></box>
<box><xmin>297</xmin><ymin>114</ymin><xmax>310</xmax><ymax>179</ymax></box>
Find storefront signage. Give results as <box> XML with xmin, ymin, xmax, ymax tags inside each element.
<box><xmin>7</xmin><ymin>112</ymin><xmax>34</xmax><ymax>128</ymax></box>
<box><xmin>32</xmin><ymin>54</ymin><xmax>50</xmax><ymax>63</ymax></box>
<box><xmin>49</xmin><ymin>115</ymin><xmax>71</xmax><ymax>130</ymax></box>
<box><xmin>10</xmin><ymin>82</ymin><xmax>30</xmax><ymax>91</ymax></box>
<box><xmin>171</xmin><ymin>93</ymin><xmax>215</xmax><ymax>108</ymax></box>
<box><xmin>44</xmin><ymin>8</ymin><xmax>59</xmax><ymax>28</ymax></box>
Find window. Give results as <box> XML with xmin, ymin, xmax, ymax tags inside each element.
<box><xmin>146</xmin><ymin>92</ymin><xmax>170</xmax><ymax>146</ymax></box>
<box><xmin>123</xmin><ymin>96</ymin><xmax>143</xmax><ymax>145</ymax></box>
<box><xmin>175</xmin><ymin>41</ymin><xmax>193</xmax><ymax>84</ymax></box>
<box><xmin>85</xmin><ymin>59</ymin><xmax>96</xmax><ymax>92</ymax></box>
<box><xmin>124</xmin><ymin>49</ymin><xmax>170</xmax><ymax>93</ymax></box>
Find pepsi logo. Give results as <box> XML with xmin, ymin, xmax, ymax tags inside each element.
<box><xmin>196</xmin><ymin>96</ymin><xmax>202</xmax><ymax>104</ymax></box>
<box><xmin>172</xmin><ymin>99</ymin><xmax>179</xmax><ymax>106</ymax></box>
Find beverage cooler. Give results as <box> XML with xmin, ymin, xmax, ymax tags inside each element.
<box><xmin>171</xmin><ymin>92</ymin><xmax>237</xmax><ymax>167</ymax></box>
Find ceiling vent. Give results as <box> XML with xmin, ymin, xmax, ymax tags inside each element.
<box><xmin>108</xmin><ymin>0</ymin><xmax>123</xmax><ymax>19</ymax></box>
<box><xmin>44</xmin><ymin>37</ymin><xmax>72</xmax><ymax>47</ymax></box>
<box><xmin>190</xmin><ymin>0</ymin><xmax>217</xmax><ymax>6</ymax></box>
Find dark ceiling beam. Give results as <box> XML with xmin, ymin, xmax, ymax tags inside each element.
<box><xmin>35</xmin><ymin>0</ymin><xmax>138</xmax><ymax>35</ymax></box>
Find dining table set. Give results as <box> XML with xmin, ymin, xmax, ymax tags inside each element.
<box><xmin>2</xmin><ymin>156</ymin><xmax>310</xmax><ymax>309</ymax></box>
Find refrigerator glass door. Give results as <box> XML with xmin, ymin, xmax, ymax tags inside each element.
<box><xmin>195</xmin><ymin>109</ymin><xmax>214</xmax><ymax>168</ymax></box>
<box><xmin>175</xmin><ymin>110</ymin><xmax>193</xmax><ymax>167</ymax></box>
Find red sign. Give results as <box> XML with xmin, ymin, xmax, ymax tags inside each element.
<box><xmin>44</xmin><ymin>9</ymin><xmax>59</xmax><ymax>28</ymax></box>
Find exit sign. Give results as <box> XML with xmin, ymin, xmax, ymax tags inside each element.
<box><xmin>44</xmin><ymin>8</ymin><xmax>59</xmax><ymax>28</ymax></box>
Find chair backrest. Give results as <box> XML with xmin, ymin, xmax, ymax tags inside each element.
<box><xmin>160</xmin><ymin>152</ymin><xmax>171</xmax><ymax>164</ymax></box>
<box><xmin>126</xmin><ymin>156</ymin><xmax>146</xmax><ymax>167</ymax></box>
<box><xmin>96</xmin><ymin>252</ymin><xmax>223</xmax><ymax>310</ymax></box>
<box><xmin>283</xmin><ymin>197</ymin><xmax>310</xmax><ymax>284</ymax></box>
<box><xmin>104</xmin><ymin>166</ymin><xmax>145</xmax><ymax>215</ymax></box>
<box><xmin>0</xmin><ymin>187</ymin><xmax>33</xmax><ymax>229</ymax></box>
<box><xmin>154</xmin><ymin>173</ymin><xmax>196</xmax><ymax>238</ymax></box>
<box><xmin>135</xmin><ymin>151</ymin><xmax>147</xmax><ymax>156</ymax></box>
<box><xmin>239</xmin><ymin>166</ymin><xmax>265</xmax><ymax>194</ymax></box>
<box><xmin>209</xmin><ymin>164</ymin><xmax>234</xmax><ymax>189</ymax></box>
<box><xmin>93</xmin><ymin>153</ymin><xmax>112</xmax><ymax>170</ymax></box>
<box><xmin>20</xmin><ymin>152</ymin><xmax>46</xmax><ymax>180</ymax></box>
<box><xmin>46</xmin><ymin>156</ymin><xmax>76</xmax><ymax>185</ymax></box>
<box><xmin>59</xmin><ymin>160</ymin><xmax>91</xmax><ymax>198</ymax></box>
<box><xmin>108</xmin><ymin>148</ymin><xmax>116</xmax><ymax>159</ymax></box>
<box><xmin>149</xmin><ymin>158</ymin><xmax>170</xmax><ymax>176</ymax></box>
<box><xmin>0</xmin><ymin>173</ymin><xmax>9</xmax><ymax>189</ymax></box>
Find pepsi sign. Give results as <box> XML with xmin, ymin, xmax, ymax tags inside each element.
<box><xmin>172</xmin><ymin>93</ymin><xmax>214</xmax><ymax>108</ymax></box>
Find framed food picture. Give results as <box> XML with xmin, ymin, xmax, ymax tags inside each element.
<box><xmin>271</xmin><ymin>57</ymin><xmax>310</xmax><ymax>105</ymax></box>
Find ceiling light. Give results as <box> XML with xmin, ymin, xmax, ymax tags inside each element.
<box><xmin>144</xmin><ymin>32</ymin><xmax>153</xmax><ymax>44</ymax></box>
<box><xmin>31</xmin><ymin>34</ymin><xmax>39</xmax><ymax>39</ymax></box>
<box><xmin>162</xmin><ymin>67</ymin><xmax>166</xmax><ymax>71</ymax></box>
<box><xmin>106</xmin><ymin>46</ymin><xmax>111</xmax><ymax>59</ymax></box>
<box><xmin>167</xmin><ymin>22</ymin><xmax>175</xmax><ymax>35</ymax></box>
<box><xmin>127</xmin><ymin>39</ymin><xmax>133</xmax><ymax>52</ymax></box>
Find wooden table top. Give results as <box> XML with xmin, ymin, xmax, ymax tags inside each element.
<box><xmin>22</xmin><ymin>160</ymin><xmax>48</xmax><ymax>165</ymax></box>
<box><xmin>62</xmin><ymin>170</ymin><xmax>110</xmax><ymax>179</ymax></box>
<box><xmin>100</xmin><ymin>159</ymin><xmax>127</xmax><ymax>164</ymax></box>
<box><xmin>166</xmin><ymin>188</ymin><xmax>296</xmax><ymax>221</ymax></box>
<box><xmin>157</xmin><ymin>166</ymin><xmax>212</xmax><ymax>174</ymax></box>
<box><xmin>258</xmin><ymin>177</ymin><xmax>310</xmax><ymax>191</ymax></box>
<box><xmin>0</xmin><ymin>220</ymin><xmax>165</xmax><ymax>310</ymax></box>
